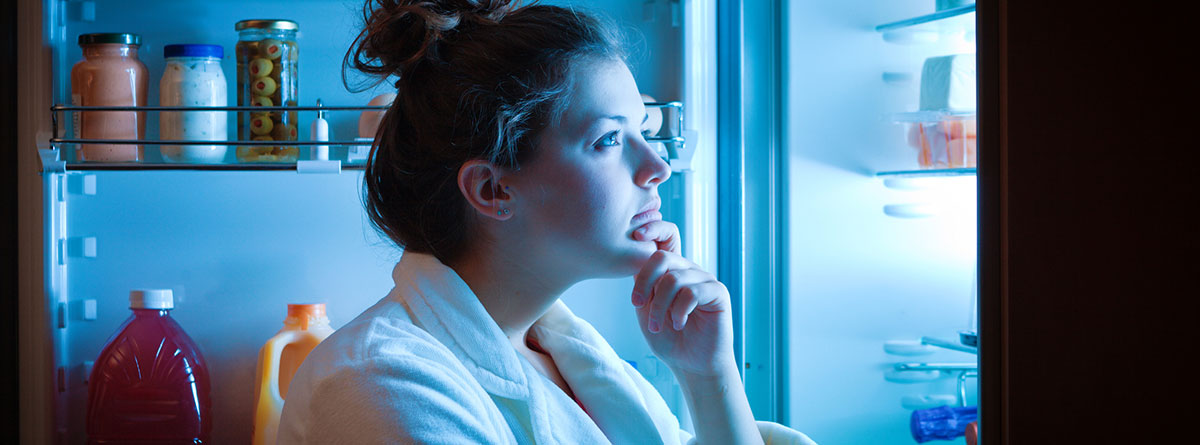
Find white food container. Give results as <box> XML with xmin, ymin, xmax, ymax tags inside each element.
<box><xmin>159</xmin><ymin>44</ymin><xmax>228</xmax><ymax>163</ymax></box>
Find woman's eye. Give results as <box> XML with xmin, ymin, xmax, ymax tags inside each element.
<box><xmin>596</xmin><ymin>131</ymin><xmax>621</xmax><ymax>148</ymax></box>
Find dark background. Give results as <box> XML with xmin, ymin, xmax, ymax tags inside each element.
<box><xmin>982</xmin><ymin>1</ymin><xmax>1190</xmax><ymax>443</ymax></box>
<box><xmin>3</xmin><ymin>0</ymin><xmax>21</xmax><ymax>441</ymax></box>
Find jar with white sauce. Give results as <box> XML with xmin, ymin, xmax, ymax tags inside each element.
<box><xmin>159</xmin><ymin>44</ymin><xmax>228</xmax><ymax>163</ymax></box>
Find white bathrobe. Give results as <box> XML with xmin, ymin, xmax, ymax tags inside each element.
<box><xmin>278</xmin><ymin>252</ymin><xmax>816</xmax><ymax>444</ymax></box>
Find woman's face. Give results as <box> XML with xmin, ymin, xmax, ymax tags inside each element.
<box><xmin>506</xmin><ymin>58</ymin><xmax>672</xmax><ymax>278</ymax></box>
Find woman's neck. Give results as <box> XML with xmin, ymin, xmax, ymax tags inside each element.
<box><xmin>448</xmin><ymin>247</ymin><xmax>576</xmax><ymax>345</ymax></box>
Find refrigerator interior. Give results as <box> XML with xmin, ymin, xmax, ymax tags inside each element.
<box><xmin>784</xmin><ymin>1</ymin><xmax>979</xmax><ymax>444</ymax></box>
<box><xmin>40</xmin><ymin>0</ymin><xmax>695</xmax><ymax>442</ymax></box>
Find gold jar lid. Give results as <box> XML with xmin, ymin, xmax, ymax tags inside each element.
<box><xmin>235</xmin><ymin>19</ymin><xmax>299</xmax><ymax>31</ymax></box>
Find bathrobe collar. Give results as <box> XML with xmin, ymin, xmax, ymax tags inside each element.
<box><xmin>390</xmin><ymin>252</ymin><xmax>680</xmax><ymax>444</ymax></box>
<box><xmin>389</xmin><ymin>252</ymin><xmax>531</xmax><ymax>399</ymax></box>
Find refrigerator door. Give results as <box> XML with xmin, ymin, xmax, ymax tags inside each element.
<box><xmin>27</xmin><ymin>0</ymin><xmax>698</xmax><ymax>442</ymax></box>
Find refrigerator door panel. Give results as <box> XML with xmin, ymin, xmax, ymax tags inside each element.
<box><xmin>51</xmin><ymin>170</ymin><xmax>395</xmax><ymax>443</ymax></box>
<box><xmin>37</xmin><ymin>0</ymin><xmax>695</xmax><ymax>441</ymax></box>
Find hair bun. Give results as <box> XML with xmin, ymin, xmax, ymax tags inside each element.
<box><xmin>444</xmin><ymin>0</ymin><xmax>518</xmax><ymax>22</ymax></box>
<box><xmin>345</xmin><ymin>0</ymin><xmax>520</xmax><ymax>89</ymax></box>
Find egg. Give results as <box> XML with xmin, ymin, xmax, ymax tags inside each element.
<box><xmin>642</xmin><ymin>94</ymin><xmax>664</xmax><ymax>137</ymax></box>
<box><xmin>358</xmin><ymin>92</ymin><xmax>397</xmax><ymax>139</ymax></box>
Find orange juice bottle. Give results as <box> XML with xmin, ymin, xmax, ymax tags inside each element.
<box><xmin>252</xmin><ymin>303</ymin><xmax>334</xmax><ymax>445</ymax></box>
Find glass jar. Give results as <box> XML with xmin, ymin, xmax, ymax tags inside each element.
<box><xmin>71</xmin><ymin>33</ymin><xmax>148</xmax><ymax>162</ymax></box>
<box><xmin>234</xmin><ymin>19</ymin><xmax>299</xmax><ymax>162</ymax></box>
<box><xmin>159</xmin><ymin>44</ymin><xmax>228</xmax><ymax>163</ymax></box>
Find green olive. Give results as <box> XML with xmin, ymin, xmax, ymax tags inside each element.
<box><xmin>250</xmin><ymin>115</ymin><xmax>274</xmax><ymax>136</ymax></box>
<box><xmin>251</xmin><ymin>96</ymin><xmax>273</xmax><ymax>107</ymax></box>
<box><xmin>251</xmin><ymin>76</ymin><xmax>277</xmax><ymax>96</ymax></box>
<box><xmin>259</xmin><ymin>39</ymin><xmax>284</xmax><ymax>59</ymax></box>
<box><xmin>272</xmin><ymin>122</ymin><xmax>296</xmax><ymax>140</ymax></box>
<box><xmin>249</xmin><ymin>58</ymin><xmax>273</xmax><ymax>77</ymax></box>
<box><xmin>252</xmin><ymin>135</ymin><xmax>273</xmax><ymax>141</ymax></box>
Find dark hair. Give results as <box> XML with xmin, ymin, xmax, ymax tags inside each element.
<box><xmin>345</xmin><ymin>0</ymin><xmax>626</xmax><ymax>264</ymax></box>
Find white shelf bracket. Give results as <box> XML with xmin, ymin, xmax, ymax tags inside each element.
<box><xmin>39</xmin><ymin>148</ymin><xmax>66</xmax><ymax>173</ymax></box>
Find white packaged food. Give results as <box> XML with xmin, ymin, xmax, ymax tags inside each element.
<box><xmin>159</xmin><ymin>44</ymin><xmax>228</xmax><ymax>163</ymax></box>
<box><xmin>919</xmin><ymin>54</ymin><xmax>976</xmax><ymax>112</ymax></box>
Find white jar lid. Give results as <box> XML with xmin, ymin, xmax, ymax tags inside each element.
<box><xmin>130</xmin><ymin>289</ymin><xmax>174</xmax><ymax>310</ymax></box>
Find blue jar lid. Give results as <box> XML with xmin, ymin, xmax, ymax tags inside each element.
<box><xmin>164</xmin><ymin>44</ymin><xmax>223</xmax><ymax>59</ymax></box>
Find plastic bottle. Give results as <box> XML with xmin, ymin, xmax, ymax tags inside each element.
<box><xmin>252</xmin><ymin>303</ymin><xmax>335</xmax><ymax>445</ymax></box>
<box><xmin>311</xmin><ymin>99</ymin><xmax>329</xmax><ymax>161</ymax></box>
<box><xmin>910</xmin><ymin>405</ymin><xmax>978</xmax><ymax>443</ymax></box>
<box><xmin>87</xmin><ymin>289</ymin><xmax>212</xmax><ymax>444</ymax></box>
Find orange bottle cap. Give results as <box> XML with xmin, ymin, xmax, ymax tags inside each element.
<box><xmin>285</xmin><ymin>303</ymin><xmax>328</xmax><ymax>329</ymax></box>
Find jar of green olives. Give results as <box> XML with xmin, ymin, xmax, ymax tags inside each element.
<box><xmin>234</xmin><ymin>19</ymin><xmax>298</xmax><ymax>162</ymax></box>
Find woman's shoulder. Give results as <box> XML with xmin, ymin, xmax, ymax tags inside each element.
<box><xmin>279</xmin><ymin>299</ymin><xmax>514</xmax><ymax>444</ymax></box>
<box><xmin>305</xmin><ymin>296</ymin><xmax>464</xmax><ymax>377</ymax></box>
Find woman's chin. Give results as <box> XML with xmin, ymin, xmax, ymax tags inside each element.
<box><xmin>580</xmin><ymin>239</ymin><xmax>660</xmax><ymax>278</ymax></box>
<box><xmin>615</xmin><ymin>241</ymin><xmax>660</xmax><ymax>272</ymax></box>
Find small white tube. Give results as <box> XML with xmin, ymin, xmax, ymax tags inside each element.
<box><xmin>312</xmin><ymin>99</ymin><xmax>329</xmax><ymax>161</ymax></box>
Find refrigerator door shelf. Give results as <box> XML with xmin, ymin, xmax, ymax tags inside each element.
<box><xmin>883</xmin><ymin>340</ymin><xmax>936</xmax><ymax>356</ymax></box>
<box><xmin>876</xmin><ymin>4</ymin><xmax>976</xmax><ymax>37</ymax></box>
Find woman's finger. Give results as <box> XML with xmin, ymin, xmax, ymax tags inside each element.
<box><xmin>648</xmin><ymin>268</ymin><xmax>711</xmax><ymax>333</ymax></box>
<box><xmin>668</xmin><ymin>285</ymin><xmax>701</xmax><ymax>330</ymax></box>
<box><xmin>632</xmin><ymin>250</ymin><xmax>673</xmax><ymax>308</ymax></box>
<box><xmin>634</xmin><ymin>219</ymin><xmax>681</xmax><ymax>254</ymax></box>
<box><xmin>669</xmin><ymin>280</ymin><xmax>727</xmax><ymax>330</ymax></box>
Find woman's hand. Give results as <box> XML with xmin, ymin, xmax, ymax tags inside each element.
<box><xmin>632</xmin><ymin>220</ymin><xmax>764</xmax><ymax>445</ymax></box>
<box><xmin>631</xmin><ymin>220</ymin><xmax>737</xmax><ymax>377</ymax></box>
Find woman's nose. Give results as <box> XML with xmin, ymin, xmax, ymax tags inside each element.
<box><xmin>633</xmin><ymin>138</ymin><xmax>672</xmax><ymax>187</ymax></box>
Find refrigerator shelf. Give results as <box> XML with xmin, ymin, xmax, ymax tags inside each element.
<box><xmin>876</xmin><ymin>168</ymin><xmax>976</xmax><ymax>178</ymax></box>
<box><xmin>876</xmin><ymin>4</ymin><xmax>975</xmax><ymax>33</ymax></box>
<box><xmin>876</xmin><ymin>4</ymin><xmax>976</xmax><ymax>44</ymax></box>
<box><xmin>889</xmin><ymin>110</ymin><xmax>976</xmax><ymax>123</ymax></box>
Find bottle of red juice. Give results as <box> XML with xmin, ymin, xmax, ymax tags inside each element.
<box><xmin>87</xmin><ymin>289</ymin><xmax>212</xmax><ymax>443</ymax></box>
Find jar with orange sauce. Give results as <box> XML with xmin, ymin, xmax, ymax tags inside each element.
<box><xmin>71</xmin><ymin>33</ymin><xmax>148</xmax><ymax>162</ymax></box>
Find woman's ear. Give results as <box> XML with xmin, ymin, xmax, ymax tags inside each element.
<box><xmin>457</xmin><ymin>160</ymin><xmax>513</xmax><ymax>221</ymax></box>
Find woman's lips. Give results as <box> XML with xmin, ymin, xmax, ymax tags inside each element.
<box><xmin>631</xmin><ymin>196</ymin><xmax>662</xmax><ymax>227</ymax></box>
<box><xmin>631</xmin><ymin>209</ymin><xmax>663</xmax><ymax>226</ymax></box>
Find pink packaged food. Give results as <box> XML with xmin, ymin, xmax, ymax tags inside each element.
<box><xmin>907</xmin><ymin>117</ymin><xmax>977</xmax><ymax>169</ymax></box>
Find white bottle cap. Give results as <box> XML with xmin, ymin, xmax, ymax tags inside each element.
<box><xmin>130</xmin><ymin>289</ymin><xmax>174</xmax><ymax>310</ymax></box>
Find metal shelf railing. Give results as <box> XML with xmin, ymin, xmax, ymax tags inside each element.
<box><xmin>43</xmin><ymin>102</ymin><xmax>687</xmax><ymax>172</ymax></box>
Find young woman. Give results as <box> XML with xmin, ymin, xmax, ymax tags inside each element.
<box><xmin>279</xmin><ymin>1</ymin><xmax>815</xmax><ymax>443</ymax></box>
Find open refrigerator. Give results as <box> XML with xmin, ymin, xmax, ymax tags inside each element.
<box><xmin>17</xmin><ymin>0</ymin><xmax>982</xmax><ymax>444</ymax></box>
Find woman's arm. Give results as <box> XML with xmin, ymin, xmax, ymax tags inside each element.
<box><xmin>676</xmin><ymin>364</ymin><xmax>764</xmax><ymax>445</ymax></box>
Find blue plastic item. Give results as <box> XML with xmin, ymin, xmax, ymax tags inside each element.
<box><xmin>910</xmin><ymin>405</ymin><xmax>977</xmax><ymax>443</ymax></box>
<box><xmin>163</xmin><ymin>44</ymin><xmax>223</xmax><ymax>59</ymax></box>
